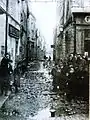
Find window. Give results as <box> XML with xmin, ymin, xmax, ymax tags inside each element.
<box><xmin>17</xmin><ymin>0</ymin><xmax>20</xmax><ymax>3</ymax></box>
<box><xmin>85</xmin><ymin>29</ymin><xmax>90</xmax><ymax>38</ymax></box>
<box><xmin>1</xmin><ymin>46</ymin><xmax>5</xmax><ymax>57</ymax></box>
<box><xmin>21</xmin><ymin>13</ymin><xmax>23</xmax><ymax>22</ymax></box>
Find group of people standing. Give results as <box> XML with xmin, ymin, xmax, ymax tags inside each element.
<box><xmin>51</xmin><ymin>53</ymin><xmax>89</xmax><ymax>99</ymax></box>
<box><xmin>43</xmin><ymin>55</ymin><xmax>52</xmax><ymax>68</ymax></box>
<box><xmin>0</xmin><ymin>54</ymin><xmax>20</xmax><ymax>96</ymax></box>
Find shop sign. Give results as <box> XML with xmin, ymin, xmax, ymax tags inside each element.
<box><xmin>9</xmin><ymin>24</ymin><xmax>19</xmax><ymax>39</ymax></box>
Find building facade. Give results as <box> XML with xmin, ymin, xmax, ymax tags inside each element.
<box><xmin>55</xmin><ymin>0</ymin><xmax>90</xmax><ymax>61</ymax></box>
<box><xmin>20</xmin><ymin>0</ymin><xmax>29</xmax><ymax>63</ymax></box>
<box><xmin>36</xmin><ymin>30</ymin><xmax>46</xmax><ymax>60</ymax></box>
<box><xmin>0</xmin><ymin>0</ymin><xmax>46</xmax><ymax>67</ymax></box>
<box><xmin>27</xmin><ymin>11</ymin><xmax>36</xmax><ymax>60</ymax></box>
<box><xmin>0</xmin><ymin>0</ymin><xmax>21</xmax><ymax>69</ymax></box>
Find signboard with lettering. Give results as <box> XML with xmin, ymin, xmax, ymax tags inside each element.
<box><xmin>9</xmin><ymin>24</ymin><xmax>19</xmax><ymax>39</ymax></box>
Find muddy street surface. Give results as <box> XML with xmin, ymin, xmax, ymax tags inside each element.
<box><xmin>0</xmin><ymin>62</ymin><xmax>89</xmax><ymax>120</ymax></box>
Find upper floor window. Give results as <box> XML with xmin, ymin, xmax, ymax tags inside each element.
<box><xmin>85</xmin><ymin>29</ymin><xmax>90</xmax><ymax>38</ymax></box>
<box><xmin>32</xmin><ymin>30</ymin><xmax>34</xmax><ymax>33</ymax></box>
<box><xmin>21</xmin><ymin>13</ymin><xmax>23</xmax><ymax>22</ymax></box>
<box><xmin>17</xmin><ymin>0</ymin><xmax>20</xmax><ymax>3</ymax></box>
<box><xmin>31</xmin><ymin>22</ymin><xmax>33</xmax><ymax>25</ymax></box>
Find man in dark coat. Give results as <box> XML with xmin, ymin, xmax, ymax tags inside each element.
<box><xmin>0</xmin><ymin>54</ymin><xmax>12</xmax><ymax>96</ymax></box>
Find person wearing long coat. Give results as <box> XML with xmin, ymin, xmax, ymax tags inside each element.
<box><xmin>0</xmin><ymin>54</ymin><xmax>12</xmax><ymax>96</ymax></box>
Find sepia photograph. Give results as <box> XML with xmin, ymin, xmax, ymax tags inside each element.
<box><xmin>0</xmin><ymin>0</ymin><xmax>89</xmax><ymax>120</ymax></box>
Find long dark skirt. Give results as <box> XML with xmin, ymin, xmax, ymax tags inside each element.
<box><xmin>0</xmin><ymin>76</ymin><xmax>10</xmax><ymax>95</ymax></box>
<box><xmin>0</xmin><ymin>66</ymin><xmax>10</xmax><ymax>95</ymax></box>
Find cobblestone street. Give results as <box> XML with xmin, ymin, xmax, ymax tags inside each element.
<box><xmin>0</xmin><ymin>62</ymin><xmax>89</xmax><ymax>120</ymax></box>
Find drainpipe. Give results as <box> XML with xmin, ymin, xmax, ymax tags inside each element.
<box><xmin>5</xmin><ymin>0</ymin><xmax>9</xmax><ymax>56</ymax></box>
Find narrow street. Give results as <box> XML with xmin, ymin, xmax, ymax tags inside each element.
<box><xmin>0</xmin><ymin>62</ymin><xmax>89</xmax><ymax>120</ymax></box>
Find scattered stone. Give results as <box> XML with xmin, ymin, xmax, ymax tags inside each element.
<box><xmin>18</xmin><ymin>96</ymin><xmax>20</xmax><ymax>99</ymax></box>
<box><xmin>0</xmin><ymin>62</ymin><xmax>88</xmax><ymax>120</ymax></box>
<box><xmin>20</xmin><ymin>77</ymin><xmax>24</xmax><ymax>80</ymax></box>
<box><xmin>10</xmin><ymin>112</ymin><xmax>12</xmax><ymax>116</ymax></box>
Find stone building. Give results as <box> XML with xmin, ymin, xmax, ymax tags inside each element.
<box><xmin>0</xmin><ymin>0</ymin><xmax>21</xmax><ymax>69</ymax></box>
<box><xmin>20</xmin><ymin>0</ymin><xmax>29</xmax><ymax>63</ymax></box>
<box><xmin>35</xmin><ymin>29</ymin><xmax>46</xmax><ymax>60</ymax></box>
<box><xmin>0</xmin><ymin>0</ymin><xmax>46</xmax><ymax>67</ymax></box>
<box><xmin>27</xmin><ymin>11</ymin><xmax>36</xmax><ymax>60</ymax></box>
<box><xmin>0</xmin><ymin>0</ymin><xmax>32</xmax><ymax>68</ymax></box>
<box><xmin>55</xmin><ymin>0</ymin><xmax>90</xmax><ymax>61</ymax></box>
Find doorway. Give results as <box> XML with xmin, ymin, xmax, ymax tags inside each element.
<box><xmin>84</xmin><ymin>40</ymin><xmax>90</xmax><ymax>57</ymax></box>
<box><xmin>15</xmin><ymin>40</ymin><xmax>18</xmax><ymax>56</ymax></box>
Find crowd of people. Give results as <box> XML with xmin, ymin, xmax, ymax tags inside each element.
<box><xmin>43</xmin><ymin>55</ymin><xmax>52</xmax><ymax>68</ymax></box>
<box><xmin>51</xmin><ymin>53</ymin><xmax>89</xmax><ymax>100</ymax></box>
<box><xmin>0</xmin><ymin>53</ymin><xmax>89</xmax><ymax>100</ymax></box>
